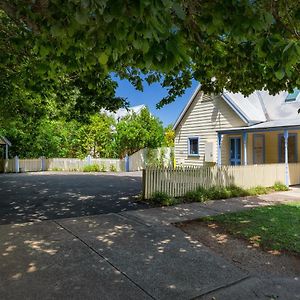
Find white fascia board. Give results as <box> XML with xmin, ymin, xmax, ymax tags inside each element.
<box><xmin>173</xmin><ymin>84</ymin><xmax>201</xmax><ymax>130</ymax></box>
<box><xmin>221</xmin><ymin>93</ymin><xmax>250</xmax><ymax>125</ymax></box>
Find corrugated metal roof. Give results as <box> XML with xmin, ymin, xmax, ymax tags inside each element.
<box><xmin>173</xmin><ymin>86</ymin><xmax>300</xmax><ymax>131</ymax></box>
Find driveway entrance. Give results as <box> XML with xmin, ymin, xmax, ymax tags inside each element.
<box><xmin>0</xmin><ymin>171</ymin><xmax>145</xmax><ymax>224</ymax></box>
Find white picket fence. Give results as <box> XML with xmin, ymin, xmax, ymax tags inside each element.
<box><xmin>3</xmin><ymin>156</ymin><xmax>125</xmax><ymax>173</ymax></box>
<box><xmin>2</xmin><ymin>147</ymin><xmax>174</xmax><ymax>173</ymax></box>
<box><xmin>142</xmin><ymin>163</ymin><xmax>294</xmax><ymax>199</ymax></box>
<box><xmin>128</xmin><ymin>147</ymin><xmax>174</xmax><ymax>171</ymax></box>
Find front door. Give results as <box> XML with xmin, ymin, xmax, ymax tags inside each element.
<box><xmin>230</xmin><ymin>137</ymin><xmax>241</xmax><ymax>165</ymax></box>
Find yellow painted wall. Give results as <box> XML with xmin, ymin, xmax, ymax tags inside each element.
<box><xmin>221</xmin><ymin>130</ymin><xmax>300</xmax><ymax>165</ymax></box>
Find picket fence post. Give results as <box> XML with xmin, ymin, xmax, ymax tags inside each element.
<box><xmin>14</xmin><ymin>156</ymin><xmax>19</xmax><ymax>173</ymax></box>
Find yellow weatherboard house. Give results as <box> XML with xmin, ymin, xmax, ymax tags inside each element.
<box><xmin>173</xmin><ymin>85</ymin><xmax>300</xmax><ymax>185</ymax></box>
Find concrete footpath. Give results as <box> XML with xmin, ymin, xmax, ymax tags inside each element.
<box><xmin>0</xmin><ymin>191</ymin><xmax>299</xmax><ymax>299</ymax></box>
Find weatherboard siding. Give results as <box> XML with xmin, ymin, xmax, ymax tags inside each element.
<box><xmin>174</xmin><ymin>92</ymin><xmax>246</xmax><ymax>166</ymax></box>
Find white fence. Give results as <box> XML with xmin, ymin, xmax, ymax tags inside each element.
<box><xmin>3</xmin><ymin>156</ymin><xmax>125</xmax><ymax>173</ymax></box>
<box><xmin>128</xmin><ymin>147</ymin><xmax>174</xmax><ymax>171</ymax></box>
<box><xmin>2</xmin><ymin>147</ymin><xmax>173</xmax><ymax>173</ymax></box>
<box><xmin>142</xmin><ymin>163</ymin><xmax>294</xmax><ymax>199</ymax></box>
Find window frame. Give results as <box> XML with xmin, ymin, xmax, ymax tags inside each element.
<box><xmin>278</xmin><ymin>133</ymin><xmax>298</xmax><ymax>163</ymax></box>
<box><xmin>187</xmin><ymin>137</ymin><xmax>200</xmax><ymax>157</ymax></box>
<box><xmin>284</xmin><ymin>89</ymin><xmax>300</xmax><ymax>103</ymax></box>
<box><xmin>253</xmin><ymin>134</ymin><xmax>265</xmax><ymax>164</ymax></box>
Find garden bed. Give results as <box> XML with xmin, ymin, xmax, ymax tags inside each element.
<box><xmin>148</xmin><ymin>182</ymin><xmax>288</xmax><ymax>206</ymax></box>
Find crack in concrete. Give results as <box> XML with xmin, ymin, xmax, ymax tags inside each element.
<box><xmin>189</xmin><ymin>276</ymin><xmax>251</xmax><ymax>300</ymax></box>
<box><xmin>52</xmin><ymin>219</ymin><xmax>156</xmax><ymax>300</ymax></box>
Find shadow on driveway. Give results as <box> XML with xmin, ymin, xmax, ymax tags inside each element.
<box><xmin>0</xmin><ymin>172</ymin><xmax>147</xmax><ymax>224</ymax></box>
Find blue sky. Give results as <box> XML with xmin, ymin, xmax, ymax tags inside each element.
<box><xmin>115</xmin><ymin>78</ymin><xmax>199</xmax><ymax>126</ymax></box>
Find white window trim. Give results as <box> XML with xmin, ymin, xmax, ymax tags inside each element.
<box><xmin>188</xmin><ymin>136</ymin><xmax>200</xmax><ymax>157</ymax></box>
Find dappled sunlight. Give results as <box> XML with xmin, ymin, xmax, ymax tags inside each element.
<box><xmin>96</xmin><ymin>224</ymin><xmax>133</xmax><ymax>247</ymax></box>
<box><xmin>184</xmin><ymin>235</ymin><xmax>203</xmax><ymax>248</ymax></box>
<box><xmin>268</xmin><ymin>249</ymin><xmax>282</xmax><ymax>255</ymax></box>
<box><xmin>24</xmin><ymin>239</ymin><xmax>58</xmax><ymax>255</ymax></box>
<box><xmin>27</xmin><ymin>262</ymin><xmax>37</xmax><ymax>273</ymax></box>
<box><xmin>11</xmin><ymin>272</ymin><xmax>22</xmax><ymax>280</ymax></box>
<box><xmin>208</xmin><ymin>223</ymin><xmax>219</xmax><ymax>229</ymax></box>
<box><xmin>212</xmin><ymin>233</ymin><xmax>228</xmax><ymax>244</ymax></box>
<box><xmin>0</xmin><ymin>173</ymin><xmax>145</xmax><ymax>224</ymax></box>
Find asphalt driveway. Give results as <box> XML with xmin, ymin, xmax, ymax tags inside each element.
<box><xmin>0</xmin><ymin>176</ymin><xmax>299</xmax><ymax>299</ymax></box>
<box><xmin>0</xmin><ymin>171</ymin><xmax>146</xmax><ymax>224</ymax></box>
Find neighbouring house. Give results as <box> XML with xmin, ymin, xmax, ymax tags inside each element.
<box><xmin>0</xmin><ymin>136</ymin><xmax>11</xmax><ymax>173</ymax></box>
<box><xmin>102</xmin><ymin>105</ymin><xmax>147</xmax><ymax>123</ymax></box>
<box><xmin>173</xmin><ymin>85</ymin><xmax>300</xmax><ymax>183</ymax></box>
<box><xmin>0</xmin><ymin>136</ymin><xmax>11</xmax><ymax>159</ymax></box>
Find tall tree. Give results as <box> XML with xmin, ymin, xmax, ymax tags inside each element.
<box><xmin>114</xmin><ymin>108</ymin><xmax>164</xmax><ymax>158</ymax></box>
<box><xmin>0</xmin><ymin>1</ymin><xmax>299</xmax><ymax>108</ymax></box>
<box><xmin>164</xmin><ymin>124</ymin><xmax>175</xmax><ymax>147</ymax></box>
<box><xmin>79</xmin><ymin>114</ymin><xmax>115</xmax><ymax>158</ymax></box>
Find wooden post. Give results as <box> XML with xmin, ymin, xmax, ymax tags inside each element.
<box><xmin>5</xmin><ymin>144</ymin><xmax>8</xmax><ymax>160</ymax></box>
<box><xmin>14</xmin><ymin>156</ymin><xmax>19</xmax><ymax>173</ymax></box>
<box><xmin>142</xmin><ymin>169</ymin><xmax>146</xmax><ymax>199</ymax></box>
<box><xmin>217</xmin><ymin>132</ymin><xmax>222</xmax><ymax>166</ymax></box>
<box><xmin>284</xmin><ymin>129</ymin><xmax>289</xmax><ymax>186</ymax></box>
<box><xmin>243</xmin><ymin>131</ymin><xmax>247</xmax><ymax>165</ymax></box>
<box><xmin>86</xmin><ymin>155</ymin><xmax>92</xmax><ymax>166</ymax></box>
<box><xmin>125</xmin><ymin>154</ymin><xmax>129</xmax><ymax>172</ymax></box>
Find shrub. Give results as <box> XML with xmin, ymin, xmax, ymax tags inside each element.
<box><xmin>100</xmin><ymin>164</ymin><xmax>106</xmax><ymax>172</ymax></box>
<box><xmin>185</xmin><ymin>187</ymin><xmax>209</xmax><ymax>202</ymax></box>
<box><xmin>247</xmin><ymin>186</ymin><xmax>270</xmax><ymax>195</ymax></box>
<box><xmin>150</xmin><ymin>192</ymin><xmax>180</xmax><ymax>206</ymax></box>
<box><xmin>109</xmin><ymin>164</ymin><xmax>117</xmax><ymax>172</ymax></box>
<box><xmin>273</xmin><ymin>182</ymin><xmax>289</xmax><ymax>191</ymax></box>
<box><xmin>52</xmin><ymin>167</ymin><xmax>63</xmax><ymax>171</ymax></box>
<box><xmin>206</xmin><ymin>186</ymin><xmax>232</xmax><ymax>200</ymax></box>
<box><xmin>83</xmin><ymin>164</ymin><xmax>100</xmax><ymax>172</ymax></box>
<box><xmin>227</xmin><ymin>185</ymin><xmax>250</xmax><ymax>198</ymax></box>
<box><xmin>184</xmin><ymin>185</ymin><xmax>250</xmax><ymax>202</ymax></box>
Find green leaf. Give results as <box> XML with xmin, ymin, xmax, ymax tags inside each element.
<box><xmin>172</xmin><ymin>3</ymin><xmax>185</xmax><ymax>20</ymax></box>
<box><xmin>75</xmin><ymin>10</ymin><xmax>89</xmax><ymax>25</ymax></box>
<box><xmin>98</xmin><ymin>53</ymin><xmax>108</xmax><ymax>65</ymax></box>
<box><xmin>275</xmin><ymin>69</ymin><xmax>285</xmax><ymax>80</ymax></box>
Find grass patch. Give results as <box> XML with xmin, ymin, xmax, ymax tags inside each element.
<box><xmin>83</xmin><ymin>164</ymin><xmax>100</xmax><ymax>172</ymax></box>
<box><xmin>201</xmin><ymin>202</ymin><xmax>300</xmax><ymax>255</ymax></box>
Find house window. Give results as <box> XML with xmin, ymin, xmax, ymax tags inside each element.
<box><xmin>253</xmin><ymin>134</ymin><xmax>265</xmax><ymax>164</ymax></box>
<box><xmin>278</xmin><ymin>134</ymin><xmax>297</xmax><ymax>163</ymax></box>
<box><xmin>188</xmin><ymin>137</ymin><xmax>199</xmax><ymax>156</ymax></box>
<box><xmin>285</xmin><ymin>89</ymin><xmax>300</xmax><ymax>102</ymax></box>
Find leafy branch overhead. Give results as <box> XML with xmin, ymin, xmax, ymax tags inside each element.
<box><xmin>0</xmin><ymin>0</ymin><xmax>300</xmax><ymax>108</ymax></box>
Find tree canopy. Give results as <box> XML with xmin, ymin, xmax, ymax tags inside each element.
<box><xmin>114</xmin><ymin>108</ymin><xmax>164</xmax><ymax>157</ymax></box>
<box><xmin>0</xmin><ymin>0</ymin><xmax>299</xmax><ymax>109</ymax></box>
<box><xmin>1</xmin><ymin>106</ymin><xmax>167</xmax><ymax>159</ymax></box>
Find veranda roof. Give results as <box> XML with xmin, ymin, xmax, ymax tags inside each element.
<box><xmin>217</xmin><ymin>118</ymin><xmax>300</xmax><ymax>134</ymax></box>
